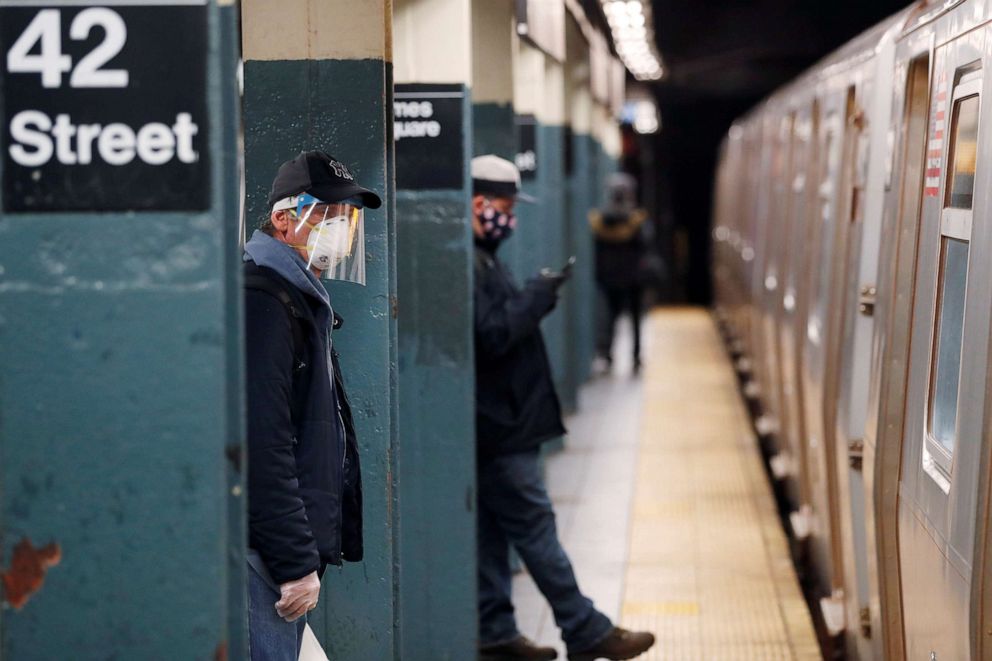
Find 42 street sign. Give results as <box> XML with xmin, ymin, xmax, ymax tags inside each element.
<box><xmin>0</xmin><ymin>1</ymin><xmax>210</xmax><ymax>212</ymax></box>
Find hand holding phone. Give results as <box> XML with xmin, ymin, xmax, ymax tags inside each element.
<box><xmin>539</xmin><ymin>255</ymin><xmax>577</xmax><ymax>291</ymax></box>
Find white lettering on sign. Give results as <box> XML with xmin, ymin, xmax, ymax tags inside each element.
<box><xmin>6</xmin><ymin>8</ymin><xmax>128</xmax><ymax>89</ymax></box>
<box><xmin>9</xmin><ymin>111</ymin><xmax>199</xmax><ymax>167</ymax></box>
<box><xmin>394</xmin><ymin>120</ymin><xmax>442</xmax><ymax>140</ymax></box>
<box><xmin>394</xmin><ymin>101</ymin><xmax>434</xmax><ymax>119</ymax></box>
<box><xmin>394</xmin><ymin>100</ymin><xmax>442</xmax><ymax>141</ymax></box>
<box><xmin>2</xmin><ymin>3</ymin><xmax>210</xmax><ymax>211</ymax></box>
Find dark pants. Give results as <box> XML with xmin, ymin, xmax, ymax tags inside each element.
<box><xmin>597</xmin><ymin>285</ymin><xmax>643</xmax><ymax>363</ymax></box>
<box><xmin>477</xmin><ymin>449</ymin><xmax>613</xmax><ymax>653</ymax></box>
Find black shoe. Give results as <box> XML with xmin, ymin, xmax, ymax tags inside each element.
<box><xmin>480</xmin><ymin>635</ymin><xmax>558</xmax><ymax>661</ymax></box>
<box><xmin>569</xmin><ymin>627</ymin><xmax>655</xmax><ymax>661</ymax></box>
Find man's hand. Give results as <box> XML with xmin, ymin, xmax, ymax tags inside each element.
<box><xmin>275</xmin><ymin>571</ymin><xmax>321</xmax><ymax>622</ymax></box>
<box><xmin>538</xmin><ymin>267</ymin><xmax>572</xmax><ymax>292</ymax></box>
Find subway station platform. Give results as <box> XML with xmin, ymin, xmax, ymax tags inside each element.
<box><xmin>515</xmin><ymin>308</ymin><xmax>821</xmax><ymax>660</ymax></box>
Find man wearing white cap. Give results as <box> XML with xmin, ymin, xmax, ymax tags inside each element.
<box><xmin>471</xmin><ymin>155</ymin><xmax>655</xmax><ymax>661</ymax></box>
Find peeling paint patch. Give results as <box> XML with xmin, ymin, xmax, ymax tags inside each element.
<box><xmin>2</xmin><ymin>537</ymin><xmax>61</xmax><ymax>609</ymax></box>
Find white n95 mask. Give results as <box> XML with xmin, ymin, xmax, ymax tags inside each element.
<box><xmin>278</xmin><ymin>193</ymin><xmax>367</xmax><ymax>285</ymax></box>
<box><xmin>306</xmin><ymin>215</ymin><xmax>354</xmax><ymax>271</ymax></box>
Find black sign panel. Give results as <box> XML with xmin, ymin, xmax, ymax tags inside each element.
<box><xmin>515</xmin><ymin>114</ymin><xmax>537</xmax><ymax>180</ymax></box>
<box><xmin>0</xmin><ymin>2</ymin><xmax>209</xmax><ymax>212</ymax></box>
<box><xmin>394</xmin><ymin>84</ymin><xmax>464</xmax><ymax>191</ymax></box>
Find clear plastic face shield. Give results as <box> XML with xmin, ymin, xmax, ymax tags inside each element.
<box><xmin>274</xmin><ymin>193</ymin><xmax>366</xmax><ymax>285</ymax></box>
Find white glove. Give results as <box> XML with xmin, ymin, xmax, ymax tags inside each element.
<box><xmin>275</xmin><ymin>571</ymin><xmax>321</xmax><ymax>622</ymax></box>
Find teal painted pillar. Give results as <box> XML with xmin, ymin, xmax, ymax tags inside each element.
<box><xmin>564</xmin><ymin>22</ymin><xmax>597</xmax><ymax>390</ymax></box>
<box><xmin>0</xmin><ymin>1</ymin><xmax>243</xmax><ymax>658</ymax></box>
<box><xmin>241</xmin><ymin>3</ymin><xmax>398</xmax><ymax>659</ymax></box>
<box><xmin>219</xmin><ymin>1</ymin><xmax>249</xmax><ymax>656</ymax></box>
<box><xmin>513</xmin><ymin>38</ymin><xmax>571</xmax><ymax>412</ymax></box>
<box><xmin>392</xmin><ymin>1</ymin><xmax>476</xmax><ymax>658</ymax></box>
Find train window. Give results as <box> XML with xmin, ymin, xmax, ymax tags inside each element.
<box><xmin>925</xmin><ymin>73</ymin><xmax>980</xmax><ymax>476</ymax></box>
<box><xmin>945</xmin><ymin>94</ymin><xmax>979</xmax><ymax>209</ymax></box>
<box><xmin>929</xmin><ymin>237</ymin><xmax>969</xmax><ymax>454</ymax></box>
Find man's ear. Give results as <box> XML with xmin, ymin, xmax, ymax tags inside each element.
<box><xmin>471</xmin><ymin>194</ymin><xmax>486</xmax><ymax>216</ymax></box>
<box><xmin>270</xmin><ymin>209</ymin><xmax>291</xmax><ymax>232</ymax></box>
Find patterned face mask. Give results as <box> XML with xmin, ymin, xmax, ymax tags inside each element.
<box><xmin>477</xmin><ymin>199</ymin><xmax>517</xmax><ymax>244</ymax></box>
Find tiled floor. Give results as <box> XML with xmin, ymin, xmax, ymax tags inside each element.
<box><xmin>512</xmin><ymin>308</ymin><xmax>820</xmax><ymax>660</ymax></box>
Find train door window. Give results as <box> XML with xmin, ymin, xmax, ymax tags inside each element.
<box><xmin>926</xmin><ymin>70</ymin><xmax>981</xmax><ymax>477</ymax></box>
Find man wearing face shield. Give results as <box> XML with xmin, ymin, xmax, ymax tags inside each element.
<box><xmin>472</xmin><ymin>155</ymin><xmax>655</xmax><ymax>661</ymax></box>
<box><xmin>241</xmin><ymin>150</ymin><xmax>380</xmax><ymax>660</ymax></box>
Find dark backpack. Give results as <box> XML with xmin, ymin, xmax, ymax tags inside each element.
<box><xmin>243</xmin><ymin>266</ymin><xmax>363</xmax><ymax>561</ymax></box>
<box><xmin>243</xmin><ymin>272</ymin><xmax>309</xmax><ymax>372</ymax></box>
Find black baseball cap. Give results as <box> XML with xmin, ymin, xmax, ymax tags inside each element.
<box><xmin>267</xmin><ymin>150</ymin><xmax>383</xmax><ymax>209</ymax></box>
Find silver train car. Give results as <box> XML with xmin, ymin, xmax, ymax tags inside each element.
<box><xmin>712</xmin><ymin>1</ymin><xmax>992</xmax><ymax>658</ymax></box>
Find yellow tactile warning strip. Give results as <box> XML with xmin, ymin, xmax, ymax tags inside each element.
<box><xmin>620</xmin><ymin>309</ymin><xmax>821</xmax><ymax>660</ymax></box>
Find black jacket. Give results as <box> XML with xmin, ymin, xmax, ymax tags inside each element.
<box><xmin>474</xmin><ymin>246</ymin><xmax>566</xmax><ymax>459</ymax></box>
<box><xmin>244</xmin><ymin>260</ymin><xmax>363</xmax><ymax>585</ymax></box>
<box><xmin>590</xmin><ymin>208</ymin><xmax>648</xmax><ymax>290</ymax></box>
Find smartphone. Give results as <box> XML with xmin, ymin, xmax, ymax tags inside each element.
<box><xmin>561</xmin><ymin>256</ymin><xmax>577</xmax><ymax>275</ymax></box>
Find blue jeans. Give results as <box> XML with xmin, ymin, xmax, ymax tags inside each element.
<box><xmin>477</xmin><ymin>449</ymin><xmax>613</xmax><ymax>653</ymax></box>
<box><xmin>248</xmin><ymin>563</ymin><xmax>306</xmax><ymax>661</ymax></box>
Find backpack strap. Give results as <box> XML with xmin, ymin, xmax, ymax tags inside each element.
<box><xmin>244</xmin><ymin>273</ymin><xmax>307</xmax><ymax>373</ymax></box>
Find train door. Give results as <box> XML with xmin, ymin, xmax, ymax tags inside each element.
<box><xmin>832</xmin><ymin>29</ymin><xmax>903</xmax><ymax>654</ymax></box>
<box><xmin>801</xmin><ymin>87</ymin><xmax>848</xmax><ymax>600</ymax></box>
<box><xmin>818</xmin><ymin>82</ymin><xmax>869</xmax><ymax>643</ymax></box>
<box><xmin>778</xmin><ymin>105</ymin><xmax>815</xmax><ymax>511</ymax></box>
<box><xmin>900</xmin><ymin>27</ymin><xmax>992</xmax><ymax>660</ymax></box>
<box><xmin>754</xmin><ymin>114</ymin><xmax>784</xmax><ymax>442</ymax></box>
<box><xmin>772</xmin><ymin>112</ymin><xmax>799</xmax><ymax>490</ymax></box>
<box><xmin>756</xmin><ymin>115</ymin><xmax>785</xmax><ymax>447</ymax></box>
<box><xmin>863</xmin><ymin>43</ymin><xmax>933</xmax><ymax>661</ymax></box>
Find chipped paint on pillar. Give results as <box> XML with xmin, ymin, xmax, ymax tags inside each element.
<box><xmin>395</xmin><ymin>86</ymin><xmax>476</xmax><ymax>661</ymax></box>
<box><xmin>1</xmin><ymin>538</ymin><xmax>61</xmax><ymax>610</ymax></box>
<box><xmin>242</xmin><ymin>57</ymin><xmax>398</xmax><ymax>661</ymax></box>
<box><xmin>0</xmin><ymin>4</ymin><xmax>242</xmax><ymax>658</ymax></box>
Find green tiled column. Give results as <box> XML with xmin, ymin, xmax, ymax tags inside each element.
<box><xmin>514</xmin><ymin>39</ymin><xmax>570</xmax><ymax>411</ymax></box>
<box><xmin>0</xmin><ymin>2</ymin><xmax>243</xmax><ymax>658</ymax></box>
<box><xmin>562</xmin><ymin>17</ymin><xmax>596</xmax><ymax>406</ymax></box>
<box><xmin>393</xmin><ymin>1</ymin><xmax>476</xmax><ymax>657</ymax></box>
<box><xmin>242</xmin><ymin>3</ymin><xmax>398</xmax><ymax>659</ymax></box>
<box><xmin>567</xmin><ymin>126</ymin><xmax>596</xmax><ymax>390</ymax></box>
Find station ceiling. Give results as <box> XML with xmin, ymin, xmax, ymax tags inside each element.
<box><xmin>649</xmin><ymin>0</ymin><xmax>910</xmax><ymax>102</ymax></box>
<box><xmin>630</xmin><ymin>0</ymin><xmax>910</xmax><ymax>302</ymax></box>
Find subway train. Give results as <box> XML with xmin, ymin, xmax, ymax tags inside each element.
<box><xmin>710</xmin><ymin>1</ymin><xmax>992</xmax><ymax>659</ymax></box>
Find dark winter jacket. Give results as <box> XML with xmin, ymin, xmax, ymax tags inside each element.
<box><xmin>242</xmin><ymin>231</ymin><xmax>362</xmax><ymax>585</ymax></box>
<box><xmin>474</xmin><ymin>245</ymin><xmax>566</xmax><ymax>460</ymax></box>
<box><xmin>590</xmin><ymin>208</ymin><xmax>648</xmax><ymax>290</ymax></box>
